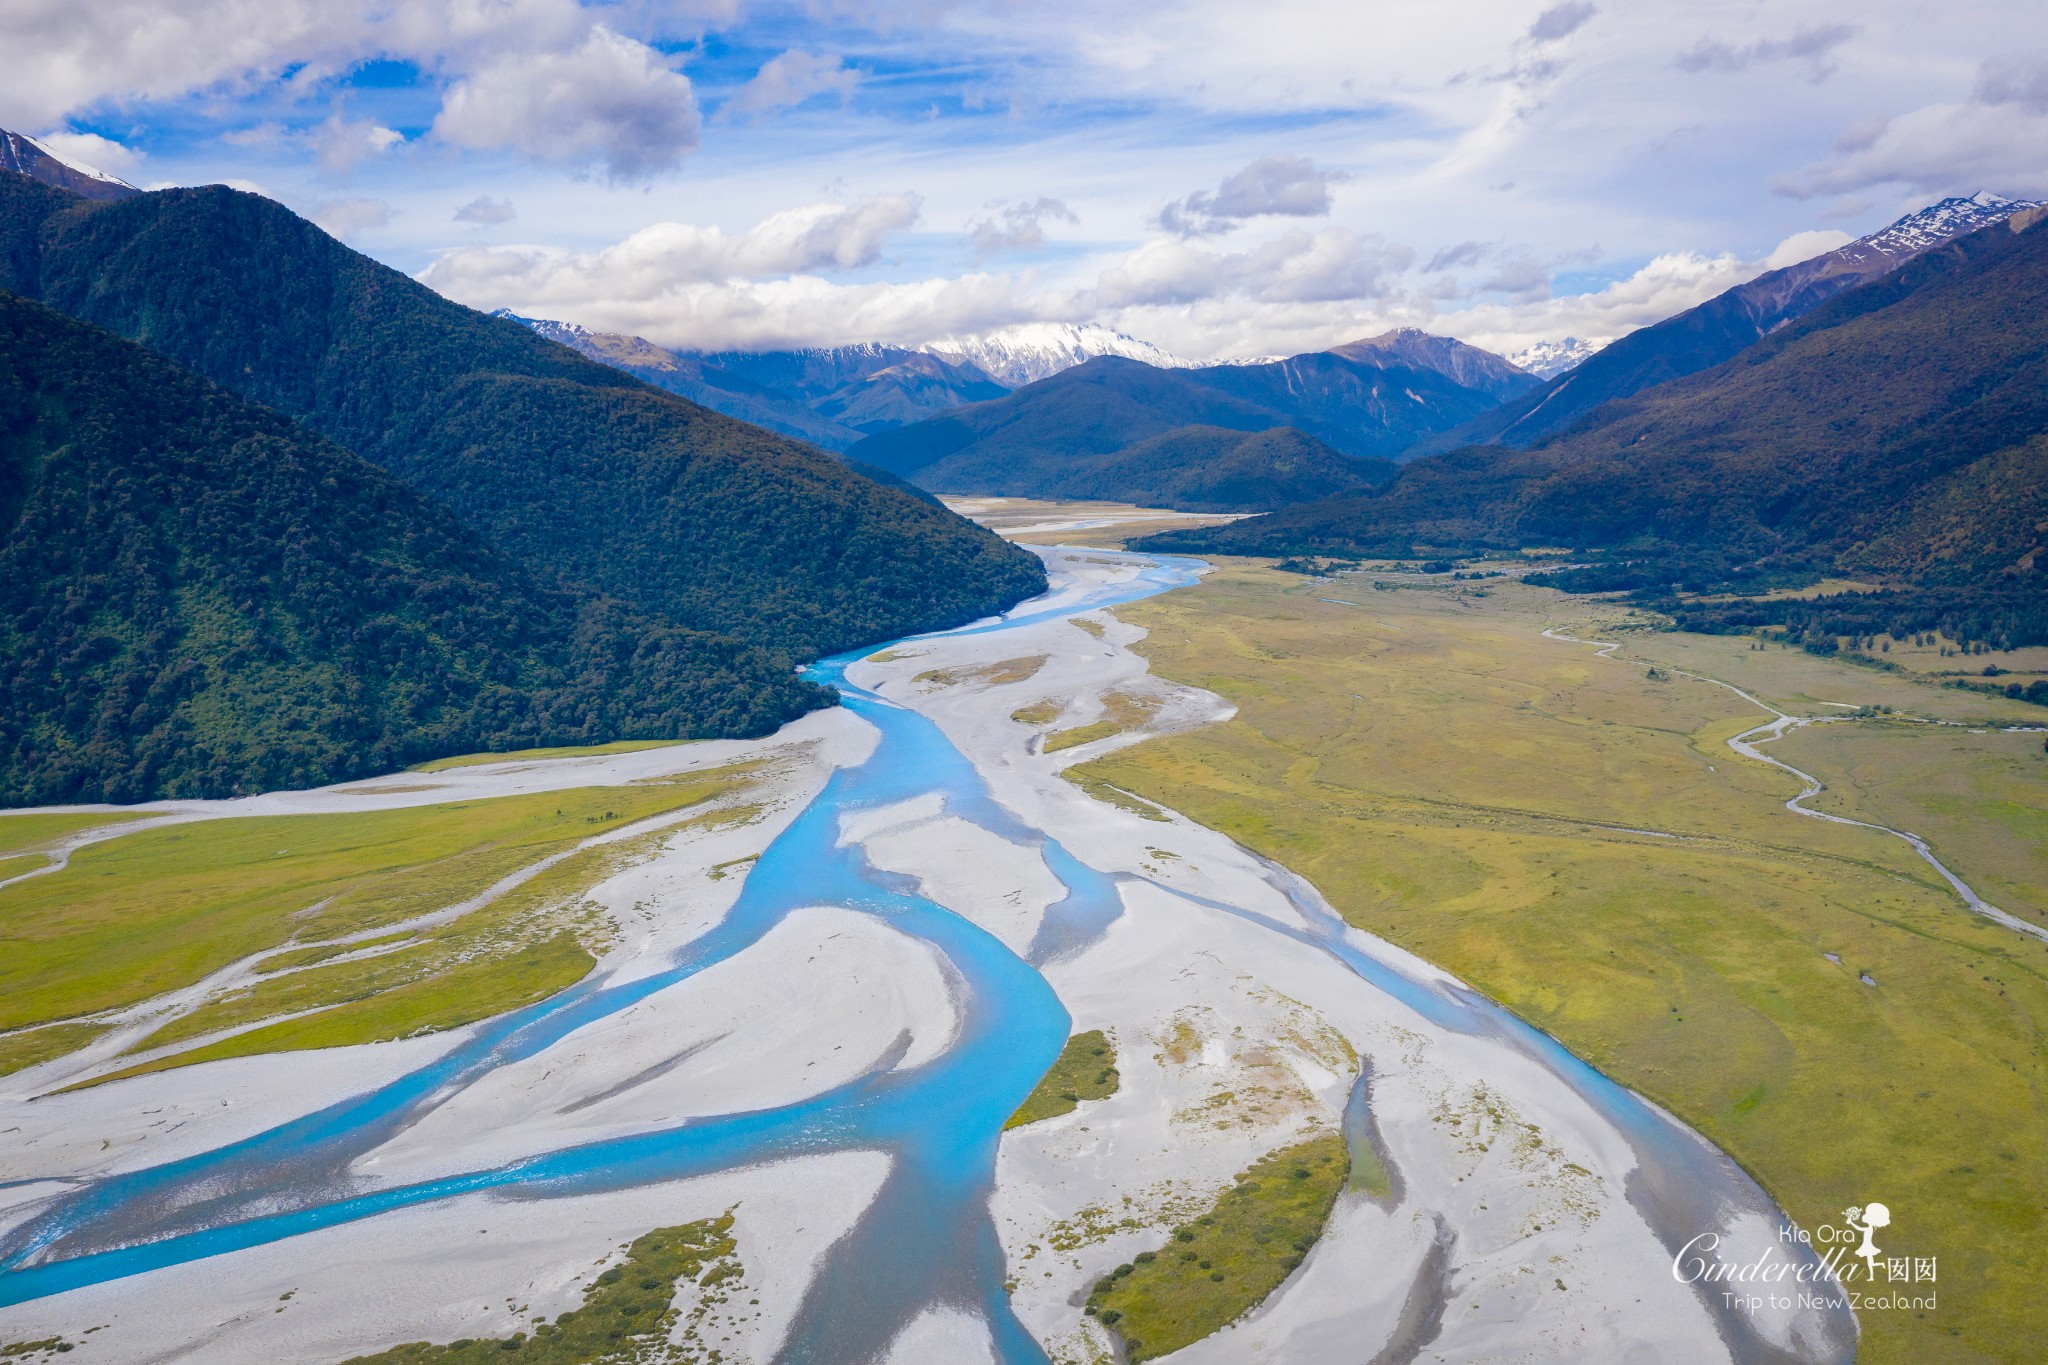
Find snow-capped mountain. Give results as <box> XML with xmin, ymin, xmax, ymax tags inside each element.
<box><xmin>1507</xmin><ymin>337</ymin><xmax>1601</xmax><ymax>379</ymax></box>
<box><xmin>920</xmin><ymin>322</ymin><xmax>1198</xmax><ymax>387</ymax></box>
<box><xmin>1847</xmin><ymin>191</ymin><xmax>2039</xmax><ymax>264</ymax></box>
<box><xmin>0</xmin><ymin>129</ymin><xmax>138</xmax><ymax>201</ymax></box>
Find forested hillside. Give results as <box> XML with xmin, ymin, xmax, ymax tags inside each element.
<box><xmin>0</xmin><ymin>293</ymin><xmax>831</xmax><ymax>805</ymax></box>
<box><xmin>0</xmin><ymin>175</ymin><xmax>1044</xmax><ymax>660</ymax></box>
<box><xmin>925</xmin><ymin>423</ymin><xmax>1391</xmax><ymax>511</ymax></box>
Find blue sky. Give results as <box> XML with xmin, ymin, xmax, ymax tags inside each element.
<box><xmin>8</xmin><ymin>0</ymin><xmax>2047</xmax><ymax>359</ymax></box>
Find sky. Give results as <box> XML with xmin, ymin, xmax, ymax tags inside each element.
<box><xmin>8</xmin><ymin>0</ymin><xmax>2048</xmax><ymax>361</ymax></box>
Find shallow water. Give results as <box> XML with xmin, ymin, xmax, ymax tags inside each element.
<box><xmin>0</xmin><ymin>549</ymin><xmax>1853</xmax><ymax>1364</ymax></box>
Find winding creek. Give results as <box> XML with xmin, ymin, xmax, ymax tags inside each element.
<box><xmin>1</xmin><ymin>550</ymin><xmax>1858</xmax><ymax>1363</ymax></box>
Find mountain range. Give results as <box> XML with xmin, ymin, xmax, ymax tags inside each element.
<box><xmin>0</xmin><ymin>157</ymin><xmax>1042</xmax><ymax>803</ymax></box>
<box><xmin>843</xmin><ymin>328</ymin><xmax>1534</xmax><ymax>506</ymax></box>
<box><xmin>1420</xmin><ymin>193</ymin><xmax>2038</xmax><ymax>454</ymax></box>
<box><xmin>1146</xmin><ymin>203</ymin><xmax>2048</xmax><ymax>648</ymax></box>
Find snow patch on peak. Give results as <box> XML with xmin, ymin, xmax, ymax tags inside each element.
<box><xmin>1855</xmin><ymin>193</ymin><xmax>2040</xmax><ymax>260</ymax></box>
<box><xmin>919</xmin><ymin>322</ymin><xmax>1195</xmax><ymax>386</ymax></box>
<box><xmin>1508</xmin><ymin>337</ymin><xmax>1602</xmax><ymax>379</ymax></box>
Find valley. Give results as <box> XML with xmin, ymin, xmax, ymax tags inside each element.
<box><xmin>2</xmin><ymin>38</ymin><xmax>2046</xmax><ymax>1362</ymax></box>
<box><xmin>0</xmin><ymin>545</ymin><xmax>1865</xmax><ymax>1364</ymax></box>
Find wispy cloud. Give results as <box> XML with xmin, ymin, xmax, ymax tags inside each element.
<box><xmin>454</xmin><ymin>195</ymin><xmax>516</xmax><ymax>225</ymax></box>
<box><xmin>721</xmin><ymin>51</ymin><xmax>860</xmax><ymax>120</ymax></box>
<box><xmin>1674</xmin><ymin>23</ymin><xmax>1859</xmax><ymax>82</ymax></box>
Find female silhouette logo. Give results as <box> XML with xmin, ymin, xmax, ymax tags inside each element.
<box><xmin>1843</xmin><ymin>1203</ymin><xmax>1890</xmax><ymax>1278</ymax></box>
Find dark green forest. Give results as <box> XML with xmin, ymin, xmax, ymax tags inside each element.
<box><xmin>0</xmin><ymin>291</ymin><xmax>839</xmax><ymax>805</ymax></box>
<box><xmin>1006</xmin><ymin>424</ymin><xmax>1394</xmax><ymax>512</ymax></box>
<box><xmin>0</xmin><ymin>177</ymin><xmax>1044</xmax><ymax>660</ymax></box>
<box><xmin>1146</xmin><ymin>212</ymin><xmax>2048</xmax><ymax>645</ymax></box>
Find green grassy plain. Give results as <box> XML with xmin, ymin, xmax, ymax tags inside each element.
<box><xmin>1007</xmin><ymin>1029</ymin><xmax>1120</xmax><ymax>1129</ymax></box>
<box><xmin>407</xmin><ymin>739</ymin><xmax>688</xmax><ymax>773</ymax></box>
<box><xmin>1079</xmin><ymin>561</ymin><xmax>2048</xmax><ymax>1365</ymax></box>
<box><xmin>2</xmin><ymin>768</ymin><xmax>752</xmax><ymax>1077</ymax></box>
<box><xmin>1087</xmin><ymin>1133</ymin><xmax>1348</xmax><ymax>1361</ymax></box>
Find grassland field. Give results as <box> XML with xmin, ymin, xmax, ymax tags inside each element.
<box><xmin>0</xmin><ymin>759</ymin><xmax>759</xmax><ymax>1081</ymax></box>
<box><xmin>1074</xmin><ymin>558</ymin><xmax>2048</xmax><ymax>1365</ymax></box>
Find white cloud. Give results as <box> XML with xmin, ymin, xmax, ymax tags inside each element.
<box><xmin>1763</xmin><ymin>228</ymin><xmax>1852</xmax><ymax>268</ymax></box>
<box><xmin>1100</xmin><ymin>227</ymin><xmax>1409</xmax><ymax>307</ymax></box>
<box><xmin>431</xmin><ymin>27</ymin><xmax>699</xmax><ymax>180</ymax></box>
<box><xmin>722</xmin><ymin>51</ymin><xmax>860</xmax><ymax>119</ymax></box>
<box><xmin>1771</xmin><ymin>100</ymin><xmax>2048</xmax><ymax>200</ymax></box>
<box><xmin>968</xmin><ymin>198</ymin><xmax>1077</xmax><ymax>259</ymax></box>
<box><xmin>1156</xmin><ymin>154</ymin><xmax>1347</xmax><ymax>237</ymax></box>
<box><xmin>307</xmin><ymin>112</ymin><xmax>402</xmax><ymax>172</ymax></box>
<box><xmin>419</xmin><ymin>193</ymin><xmax>926</xmax><ymax>338</ymax></box>
<box><xmin>307</xmin><ymin>196</ymin><xmax>393</xmax><ymax>241</ymax></box>
<box><xmin>32</xmin><ymin>130</ymin><xmax>142</xmax><ymax>179</ymax></box>
<box><xmin>454</xmin><ymin>195</ymin><xmax>516</xmax><ymax>225</ymax></box>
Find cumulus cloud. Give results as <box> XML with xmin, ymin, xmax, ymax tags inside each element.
<box><xmin>454</xmin><ymin>195</ymin><xmax>517</xmax><ymax>224</ymax></box>
<box><xmin>421</xmin><ymin>194</ymin><xmax>923</xmax><ymax>325</ymax></box>
<box><xmin>307</xmin><ymin>112</ymin><xmax>402</xmax><ymax>172</ymax></box>
<box><xmin>1674</xmin><ymin>23</ymin><xmax>1859</xmax><ymax>81</ymax></box>
<box><xmin>307</xmin><ymin>196</ymin><xmax>392</xmax><ymax>241</ymax></box>
<box><xmin>1762</xmin><ymin>229</ymin><xmax>1853</xmax><ymax>268</ymax></box>
<box><xmin>723</xmin><ymin>50</ymin><xmax>860</xmax><ymax>119</ymax></box>
<box><xmin>1528</xmin><ymin>2</ymin><xmax>1598</xmax><ymax>44</ymax></box>
<box><xmin>1098</xmin><ymin>227</ymin><xmax>1409</xmax><ymax>308</ymax></box>
<box><xmin>968</xmin><ymin>198</ymin><xmax>1077</xmax><ymax>259</ymax></box>
<box><xmin>431</xmin><ymin>27</ymin><xmax>699</xmax><ymax>180</ymax></box>
<box><xmin>33</xmin><ymin>130</ymin><xmax>143</xmax><ymax>179</ymax></box>
<box><xmin>1</xmin><ymin>0</ymin><xmax>713</xmax><ymax>180</ymax></box>
<box><xmin>1435</xmin><ymin>236</ymin><xmax>1838</xmax><ymax>358</ymax></box>
<box><xmin>1155</xmin><ymin>154</ymin><xmax>1347</xmax><ymax>237</ymax></box>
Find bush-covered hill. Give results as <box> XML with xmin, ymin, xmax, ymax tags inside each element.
<box><xmin>0</xmin><ymin>175</ymin><xmax>1044</xmax><ymax>660</ymax></box>
<box><xmin>0</xmin><ymin>291</ymin><xmax>833</xmax><ymax>806</ymax></box>
<box><xmin>920</xmin><ymin>423</ymin><xmax>1393</xmax><ymax>512</ymax></box>
<box><xmin>1144</xmin><ymin>210</ymin><xmax>2048</xmax><ymax>644</ymax></box>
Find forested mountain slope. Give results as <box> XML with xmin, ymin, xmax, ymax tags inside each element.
<box><xmin>1145</xmin><ymin>209</ymin><xmax>2048</xmax><ymax>644</ymax></box>
<box><xmin>1417</xmin><ymin>193</ymin><xmax>2038</xmax><ymax>454</ymax></box>
<box><xmin>0</xmin><ymin>292</ymin><xmax>830</xmax><ymax>806</ymax></box>
<box><xmin>937</xmin><ymin>424</ymin><xmax>1393</xmax><ymax>512</ymax></box>
<box><xmin>0</xmin><ymin>175</ymin><xmax>1044</xmax><ymax>659</ymax></box>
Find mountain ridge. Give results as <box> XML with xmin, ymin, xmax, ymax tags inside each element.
<box><xmin>0</xmin><ymin>174</ymin><xmax>1045</xmax><ymax>662</ymax></box>
<box><xmin>0</xmin><ymin>289</ymin><xmax>827</xmax><ymax>805</ymax></box>
<box><xmin>1140</xmin><ymin>208</ymin><xmax>2048</xmax><ymax>645</ymax></box>
<box><xmin>1415</xmin><ymin>192</ymin><xmax>2042</xmax><ymax>454</ymax></box>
